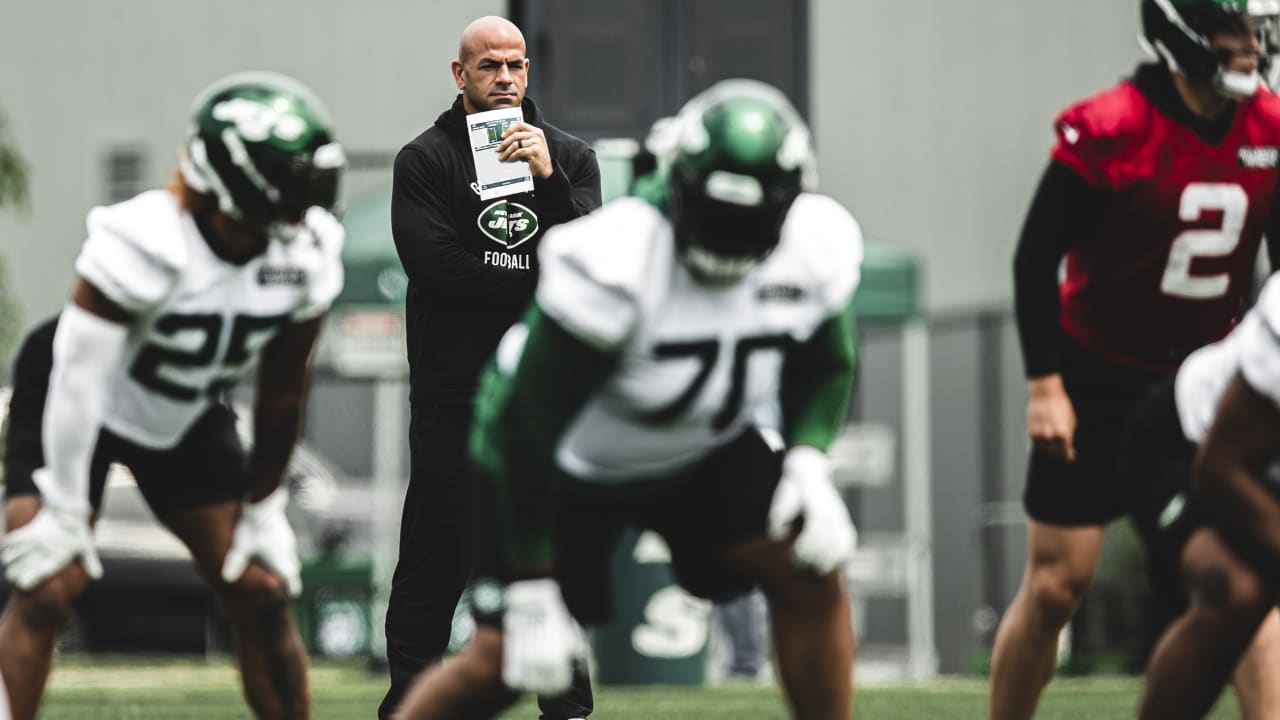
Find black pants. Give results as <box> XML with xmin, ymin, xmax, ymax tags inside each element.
<box><xmin>378</xmin><ymin>402</ymin><xmax>593</xmax><ymax>719</ymax></box>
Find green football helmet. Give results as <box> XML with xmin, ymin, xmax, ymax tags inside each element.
<box><xmin>180</xmin><ymin>71</ymin><xmax>345</xmax><ymax>233</ymax></box>
<box><xmin>667</xmin><ymin>79</ymin><xmax>817</xmax><ymax>284</ymax></box>
<box><xmin>1141</xmin><ymin>0</ymin><xmax>1280</xmax><ymax>97</ymax></box>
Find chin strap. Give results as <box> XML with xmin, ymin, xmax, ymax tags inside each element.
<box><xmin>1216</xmin><ymin>68</ymin><xmax>1262</xmax><ymax>99</ymax></box>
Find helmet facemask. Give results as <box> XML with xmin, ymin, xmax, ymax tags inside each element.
<box><xmin>670</xmin><ymin>169</ymin><xmax>799</xmax><ymax>285</ymax></box>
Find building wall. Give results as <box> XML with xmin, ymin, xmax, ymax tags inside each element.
<box><xmin>0</xmin><ymin>0</ymin><xmax>500</xmax><ymax>333</ymax></box>
<box><xmin>812</xmin><ymin>0</ymin><xmax>1141</xmax><ymax>311</ymax></box>
<box><xmin>2</xmin><ymin>0</ymin><xmax>1145</xmax><ymax>332</ymax></box>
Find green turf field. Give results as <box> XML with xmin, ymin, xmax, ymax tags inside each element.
<box><xmin>37</xmin><ymin>657</ymin><xmax>1242</xmax><ymax>719</ymax></box>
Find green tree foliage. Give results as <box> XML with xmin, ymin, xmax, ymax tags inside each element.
<box><xmin>0</xmin><ymin>105</ymin><xmax>30</xmax><ymax>374</ymax></box>
<box><xmin>0</xmin><ymin>108</ymin><xmax>29</xmax><ymax>212</ymax></box>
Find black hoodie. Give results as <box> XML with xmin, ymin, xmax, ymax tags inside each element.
<box><xmin>392</xmin><ymin>95</ymin><xmax>601</xmax><ymax>403</ymax></box>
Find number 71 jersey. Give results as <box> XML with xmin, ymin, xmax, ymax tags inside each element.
<box><xmin>73</xmin><ymin>189</ymin><xmax>344</xmax><ymax>449</ymax></box>
<box><xmin>1051</xmin><ymin>79</ymin><xmax>1280</xmax><ymax>371</ymax></box>
<box><xmin>534</xmin><ymin>194</ymin><xmax>861</xmax><ymax>483</ymax></box>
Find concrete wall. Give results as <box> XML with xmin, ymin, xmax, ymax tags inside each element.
<box><xmin>0</xmin><ymin>0</ymin><xmax>500</xmax><ymax>333</ymax></box>
<box><xmin>2</xmin><ymin>0</ymin><xmax>1144</xmax><ymax>332</ymax></box>
<box><xmin>812</xmin><ymin>0</ymin><xmax>1141</xmax><ymax>311</ymax></box>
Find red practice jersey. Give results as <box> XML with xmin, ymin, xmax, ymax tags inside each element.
<box><xmin>1052</xmin><ymin>80</ymin><xmax>1280</xmax><ymax>371</ymax></box>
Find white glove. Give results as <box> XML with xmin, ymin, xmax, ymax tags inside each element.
<box><xmin>767</xmin><ymin>445</ymin><xmax>857</xmax><ymax>574</ymax></box>
<box><xmin>221</xmin><ymin>488</ymin><xmax>301</xmax><ymax>597</ymax></box>
<box><xmin>503</xmin><ymin>577</ymin><xmax>581</xmax><ymax>694</ymax></box>
<box><xmin>1</xmin><ymin>503</ymin><xmax>102</xmax><ymax>590</ymax></box>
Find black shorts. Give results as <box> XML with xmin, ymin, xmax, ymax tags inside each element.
<box><xmin>3</xmin><ymin>319</ymin><xmax>249</xmax><ymax>518</ymax></box>
<box><xmin>1122</xmin><ymin>378</ymin><xmax>1204</xmax><ymax>612</ymax></box>
<box><xmin>1023</xmin><ymin>335</ymin><xmax>1170</xmax><ymax>526</ymax></box>
<box><xmin>470</xmin><ymin>428</ymin><xmax>784</xmax><ymax>627</ymax></box>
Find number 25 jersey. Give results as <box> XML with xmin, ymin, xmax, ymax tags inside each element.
<box><xmin>1051</xmin><ymin>68</ymin><xmax>1280</xmax><ymax>371</ymax></box>
<box><xmin>74</xmin><ymin>189</ymin><xmax>344</xmax><ymax>449</ymax></box>
<box><xmin>534</xmin><ymin>194</ymin><xmax>862</xmax><ymax>483</ymax></box>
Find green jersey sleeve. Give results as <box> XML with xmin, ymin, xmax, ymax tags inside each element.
<box><xmin>779</xmin><ymin>299</ymin><xmax>858</xmax><ymax>451</ymax></box>
<box><xmin>470</xmin><ymin>302</ymin><xmax>618</xmax><ymax>574</ymax></box>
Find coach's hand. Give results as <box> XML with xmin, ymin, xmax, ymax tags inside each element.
<box><xmin>1027</xmin><ymin>373</ymin><xmax>1077</xmax><ymax>462</ymax></box>
<box><xmin>221</xmin><ymin>488</ymin><xmax>301</xmax><ymax>597</ymax></box>
<box><xmin>768</xmin><ymin>445</ymin><xmax>857</xmax><ymax>575</ymax></box>
<box><xmin>1</xmin><ymin>503</ymin><xmax>102</xmax><ymax>590</ymax></box>
<box><xmin>498</xmin><ymin>123</ymin><xmax>553</xmax><ymax>179</ymax></box>
<box><xmin>503</xmin><ymin>577</ymin><xmax>580</xmax><ymax>694</ymax></box>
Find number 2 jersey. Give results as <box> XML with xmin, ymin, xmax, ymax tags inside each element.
<box><xmin>482</xmin><ymin>193</ymin><xmax>862</xmax><ymax>485</ymax></box>
<box><xmin>1051</xmin><ymin>64</ymin><xmax>1280</xmax><ymax>371</ymax></box>
<box><xmin>73</xmin><ymin>189</ymin><xmax>344</xmax><ymax>449</ymax></box>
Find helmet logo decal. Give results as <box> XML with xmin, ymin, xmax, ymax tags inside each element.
<box><xmin>212</xmin><ymin>98</ymin><xmax>305</xmax><ymax>143</ymax></box>
<box><xmin>477</xmin><ymin>200</ymin><xmax>540</xmax><ymax>249</ymax></box>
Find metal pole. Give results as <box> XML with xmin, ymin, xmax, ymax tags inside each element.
<box><xmin>369</xmin><ymin>375</ymin><xmax>407</xmax><ymax>664</ymax></box>
<box><xmin>902</xmin><ymin>320</ymin><xmax>939</xmax><ymax>680</ymax></box>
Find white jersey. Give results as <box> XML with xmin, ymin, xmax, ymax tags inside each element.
<box><xmin>1176</xmin><ymin>274</ymin><xmax>1280</xmax><ymax>443</ymax></box>
<box><xmin>534</xmin><ymin>194</ymin><xmax>862</xmax><ymax>482</ymax></box>
<box><xmin>74</xmin><ymin>190</ymin><xmax>344</xmax><ymax>449</ymax></box>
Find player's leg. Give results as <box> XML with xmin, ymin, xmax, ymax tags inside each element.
<box><xmin>394</xmin><ymin>623</ymin><xmax>520</xmax><ymax>720</ymax></box>
<box><xmin>126</xmin><ymin>405</ymin><xmax>308</xmax><ymax>719</ymax></box>
<box><xmin>1123</xmin><ymin>379</ymin><xmax>1280</xmax><ymax>720</ymax></box>
<box><xmin>164</xmin><ymin>501</ymin><xmax>309</xmax><ymax>719</ymax></box>
<box><xmin>1137</xmin><ymin>527</ymin><xmax>1274</xmax><ymax>720</ymax></box>
<box><xmin>725</xmin><ymin>534</ymin><xmax>854</xmax><ymax>720</ymax></box>
<box><xmin>988</xmin><ymin>520</ymin><xmax>1105</xmax><ymax>720</ymax></box>
<box><xmin>0</xmin><ymin>496</ymin><xmax>93</xmax><ymax>720</ymax></box>
<box><xmin>0</xmin><ymin>321</ymin><xmax>107</xmax><ymax>720</ymax></box>
<box><xmin>653</xmin><ymin>429</ymin><xmax>852</xmax><ymax>719</ymax></box>
<box><xmin>380</xmin><ymin>403</ymin><xmax>475</xmax><ymax>718</ymax></box>
<box><xmin>1229</xmin><ymin>609</ymin><xmax>1280</xmax><ymax>719</ymax></box>
<box><xmin>993</xmin><ymin>331</ymin><xmax>1162</xmax><ymax>720</ymax></box>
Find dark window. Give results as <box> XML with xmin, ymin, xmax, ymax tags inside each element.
<box><xmin>514</xmin><ymin>0</ymin><xmax>809</xmax><ymax>143</ymax></box>
<box><xmin>104</xmin><ymin>145</ymin><xmax>147</xmax><ymax>204</ymax></box>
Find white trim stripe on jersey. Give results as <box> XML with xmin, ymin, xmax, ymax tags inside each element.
<box><xmin>0</xmin><ymin>665</ymin><xmax>10</xmax><ymax>720</ymax></box>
